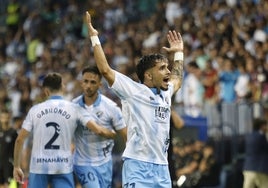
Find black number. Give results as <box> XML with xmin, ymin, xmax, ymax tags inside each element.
<box><xmin>79</xmin><ymin>173</ymin><xmax>87</xmax><ymax>185</ymax></box>
<box><xmin>103</xmin><ymin>143</ymin><xmax>112</xmax><ymax>157</ymax></box>
<box><xmin>44</xmin><ymin>122</ymin><xmax>60</xmax><ymax>149</ymax></box>
<box><xmin>78</xmin><ymin>171</ymin><xmax>95</xmax><ymax>186</ymax></box>
<box><xmin>87</xmin><ymin>171</ymin><xmax>95</xmax><ymax>181</ymax></box>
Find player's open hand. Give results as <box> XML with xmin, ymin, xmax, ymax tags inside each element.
<box><xmin>162</xmin><ymin>30</ymin><xmax>183</xmax><ymax>53</ymax></box>
<box><xmin>86</xmin><ymin>11</ymin><xmax>98</xmax><ymax>36</ymax></box>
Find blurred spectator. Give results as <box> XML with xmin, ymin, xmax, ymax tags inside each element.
<box><xmin>6</xmin><ymin>0</ymin><xmax>20</xmax><ymax>36</ymax></box>
<box><xmin>175</xmin><ymin>139</ymin><xmax>220</xmax><ymax>188</ymax></box>
<box><xmin>183</xmin><ymin>61</ymin><xmax>204</xmax><ymax>117</ymax></box>
<box><xmin>235</xmin><ymin>61</ymin><xmax>251</xmax><ymax>102</ymax></box>
<box><xmin>0</xmin><ymin>109</ymin><xmax>18</xmax><ymax>188</ymax></box>
<box><xmin>245</xmin><ymin>55</ymin><xmax>262</xmax><ymax>102</ymax></box>
<box><xmin>192</xmin><ymin>142</ymin><xmax>221</xmax><ymax>187</ymax></box>
<box><xmin>202</xmin><ymin>60</ymin><xmax>221</xmax><ymax>135</ymax></box>
<box><xmin>218</xmin><ymin>58</ymin><xmax>239</xmax><ymax>103</ymax></box>
<box><xmin>175</xmin><ymin>139</ymin><xmax>203</xmax><ymax>187</ymax></box>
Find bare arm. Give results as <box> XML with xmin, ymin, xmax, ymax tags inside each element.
<box><xmin>86</xmin><ymin>121</ymin><xmax>116</xmax><ymax>139</ymax></box>
<box><xmin>86</xmin><ymin>11</ymin><xmax>115</xmax><ymax>86</ymax></box>
<box><xmin>163</xmin><ymin>31</ymin><xmax>184</xmax><ymax>94</ymax></box>
<box><xmin>117</xmin><ymin>127</ymin><xmax>127</xmax><ymax>143</ymax></box>
<box><xmin>13</xmin><ymin>128</ymin><xmax>30</xmax><ymax>184</ymax></box>
<box><xmin>171</xmin><ymin>109</ymin><xmax>184</xmax><ymax>129</ymax></box>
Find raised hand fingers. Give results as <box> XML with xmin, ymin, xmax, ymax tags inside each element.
<box><xmin>176</xmin><ymin>32</ymin><xmax>182</xmax><ymax>40</ymax></box>
<box><xmin>86</xmin><ymin>11</ymin><xmax>91</xmax><ymax>24</ymax></box>
<box><xmin>168</xmin><ymin>30</ymin><xmax>182</xmax><ymax>42</ymax></box>
<box><xmin>164</xmin><ymin>30</ymin><xmax>183</xmax><ymax>52</ymax></box>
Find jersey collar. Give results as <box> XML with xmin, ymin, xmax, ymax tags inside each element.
<box><xmin>150</xmin><ymin>87</ymin><xmax>163</xmax><ymax>99</ymax></box>
<box><xmin>78</xmin><ymin>91</ymin><xmax>102</xmax><ymax>107</ymax></box>
<box><xmin>49</xmin><ymin>95</ymin><xmax>64</xmax><ymax>100</ymax></box>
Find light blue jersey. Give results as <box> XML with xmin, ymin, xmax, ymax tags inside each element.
<box><xmin>72</xmin><ymin>93</ymin><xmax>126</xmax><ymax>188</ymax></box>
<box><xmin>22</xmin><ymin>96</ymin><xmax>93</xmax><ymax>174</ymax></box>
<box><xmin>72</xmin><ymin>93</ymin><xmax>126</xmax><ymax>166</ymax></box>
<box><xmin>112</xmin><ymin>71</ymin><xmax>173</xmax><ymax>165</ymax></box>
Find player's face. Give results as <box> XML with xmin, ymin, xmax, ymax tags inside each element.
<box><xmin>151</xmin><ymin>61</ymin><xmax>171</xmax><ymax>91</ymax></box>
<box><xmin>81</xmin><ymin>72</ymin><xmax>101</xmax><ymax>98</ymax></box>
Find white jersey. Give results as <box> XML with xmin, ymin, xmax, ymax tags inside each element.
<box><xmin>72</xmin><ymin>93</ymin><xmax>126</xmax><ymax>166</ymax></box>
<box><xmin>22</xmin><ymin>96</ymin><xmax>93</xmax><ymax>174</ymax></box>
<box><xmin>111</xmin><ymin>71</ymin><xmax>174</xmax><ymax>165</ymax></box>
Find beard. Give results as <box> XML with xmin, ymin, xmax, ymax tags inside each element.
<box><xmin>160</xmin><ymin>86</ymin><xmax>168</xmax><ymax>91</ymax></box>
<box><xmin>85</xmin><ymin>89</ymin><xmax>95</xmax><ymax>98</ymax></box>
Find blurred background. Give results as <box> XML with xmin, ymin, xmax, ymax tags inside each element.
<box><xmin>0</xmin><ymin>0</ymin><xmax>267</xmax><ymax>187</ymax></box>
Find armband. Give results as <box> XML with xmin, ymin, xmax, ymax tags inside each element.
<box><xmin>90</xmin><ymin>36</ymin><xmax>101</xmax><ymax>47</ymax></box>
<box><xmin>174</xmin><ymin>51</ymin><xmax>184</xmax><ymax>61</ymax></box>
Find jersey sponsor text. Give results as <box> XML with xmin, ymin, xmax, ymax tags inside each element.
<box><xmin>36</xmin><ymin>157</ymin><xmax>69</xmax><ymax>163</ymax></box>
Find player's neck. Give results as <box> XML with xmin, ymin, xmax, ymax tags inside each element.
<box><xmin>49</xmin><ymin>91</ymin><xmax>63</xmax><ymax>97</ymax></box>
<box><xmin>84</xmin><ymin>94</ymin><xmax>98</xmax><ymax>106</ymax></box>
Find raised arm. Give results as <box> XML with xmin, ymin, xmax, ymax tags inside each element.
<box><xmin>171</xmin><ymin>108</ymin><xmax>184</xmax><ymax>129</ymax></box>
<box><xmin>86</xmin><ymin>11</ymin><xmax>115</xmax><ymax>86</ymax></box>
<box><xmin>163</xmin><ymin>30</ymin><xmax>184</xmax><ymax>94</ymax></box>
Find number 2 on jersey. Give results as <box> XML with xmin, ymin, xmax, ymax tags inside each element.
<box><xmin>44</xmin><ymin>122</ymin><xmax>60</xmax><ymax>149</ymax></box>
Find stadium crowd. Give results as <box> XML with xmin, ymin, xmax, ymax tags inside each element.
<box><xmin>0</xmin><ymin>0</ymin><xmax>267</xmax><ymax>187</ymax></box>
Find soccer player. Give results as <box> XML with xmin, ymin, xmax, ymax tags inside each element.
<box><xmin>13</xmin><ymin>72</ymin><xmax>116</xmax><ymax>188</ymax></box>
<box><xmin>72</xmin><ymin>65</ymin><xmax>127</xmax><ymax>188</ymax></box>
<box><xmin>85</xmin><ymin>11</ymin><xmax>184</xmax><ymax>188</ymax></box>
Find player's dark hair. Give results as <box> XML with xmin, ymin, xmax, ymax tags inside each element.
<box><xmin>42</xmin><ymin>72</ymin><xmax>62</xmax><ymax>91</ymax></box>
<box><xmin>136</xmin><ymin>54</ymin><xmax>168</xmax><ymax>83</ymax></box>
<box><xmin>253</xmin><ymin>118</ymin><xmax>267</xmax><ymax>131</ymax></box>
<box><xmin>82</xmin><ymin>65</ymin><xmax>102</xmax><ymax>79</ymax></box>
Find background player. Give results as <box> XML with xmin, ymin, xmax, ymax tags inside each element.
<box><xmin>72</xmin><ymin>65</ymin><xmax>127</xmax><ymax>188</ymax></box>
<box><xmin>13</xmin><ymin>72</ymin><xmax>116</xmax><ymax>188</ymax></box>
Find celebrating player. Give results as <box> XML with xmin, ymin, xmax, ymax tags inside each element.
<box><xmin>85</xmin><ymin>11</ymin><xmax>184</xmax><ymax>187</ymax></box>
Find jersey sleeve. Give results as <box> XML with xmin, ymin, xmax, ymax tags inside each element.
<box><xmin>111</xmin><ymin>71</ymin><xmax>143</xmax><ymax>99</ymax></box>
<box><xmin>21</xmin><ymin>107</ymin><xmax>35</xmax><ymax>132</ymax></box>
<box><xmin>76</xmin><ymin>105</ymin><xmax>95</xmax><ymax>126</ymax></box>
<box><xmin>110</xmin><ymin>105</ymin><xmax>126</xmax><ymax>131</ymax></box>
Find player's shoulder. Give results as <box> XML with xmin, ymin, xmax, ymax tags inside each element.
<box><xmin>72</xmin><ymin>95</ymin><xmax>82</xmax><ymax>103</ymax></box>
<box><xmin>100</xmin><ymin>94</ymin><xmax>117</xmax><ymax>106</ymax></box>
<box><xmin>34</xmin><ymin>98</ymin><xmax>79</xmax><ymax>109</ymax></box>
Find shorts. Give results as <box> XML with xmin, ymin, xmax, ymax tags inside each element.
<box><xmin>73</xmin><ymin>160</ymin><xmax>113</xmax><ymax>188</ymax></box>
<box><xmin>28</xmin><ymin>172</ymin><xmax>74</xmax><ymax>188</ymax></box>
<box><xmin>122</xmin><ymin>158</ymin><xmax>171</xmax><ymax>188</ymax></box>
